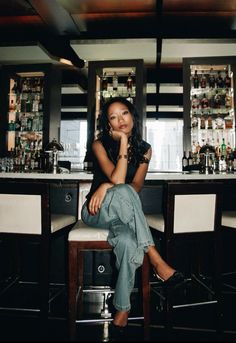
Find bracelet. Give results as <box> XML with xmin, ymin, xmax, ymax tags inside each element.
<box><xmin>117</xmin><ymin>154</ymin><xmax>128</xmax><ymax>160</ymax></box>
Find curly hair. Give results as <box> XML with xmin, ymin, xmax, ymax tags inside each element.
<box><xmin>97</xmin><ymin>96</ymin><xmax>147</xmax><ymax>166</ymax></box>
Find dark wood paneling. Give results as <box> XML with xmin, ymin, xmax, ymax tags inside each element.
<box><xmin>147</xmin><ymin>93</ymin><xmax>183</xmax><ymax>106</ymax></box>
<box><xmin>147</xmin><ymin>66</ymin><xmax>183</xmax><ymax>83</ymax></box>
<box><xmin>61</xmin><ymin>94</ymin><xmax>87</xmax><ymax>107</ymax></box>
<box><xmin>147</xmin><ymin>111</ymin><xmax>183</xmax><ymax>119</ymax></box>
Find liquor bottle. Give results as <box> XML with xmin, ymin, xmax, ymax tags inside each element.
<box><xmin>187</xmin><ymin>151</ymin><xmax>193</xmax><ymax>170</ymax></box>
<box><xmin>224</xmin><ymin>71</ymin><xmax>231</xmax><ymax>88</ymax></box>
<box><xmin>9</xmin><ymin>99</ymin><xmax>16</xmax><ymax>111</ymax></box>
<box><xmin>221</xmin><ymin>138</ymin><xmax>227</xmax><ymax>158</ymax></box>
<box><xmin>15</xmin><ymin>111</ymin><xmax>21</xmax><ymax>131</ymax></box>
<box><xmin>182</xmin><ymin>151</ymin><xmax>188</xmax><ymax>172</ymax></box>
<box><xmin>101</xmin><ymin>72</ymin><xmax>108</xmax><ymax>91</ymax></box>
<box><xmin>191</xmin><ymin>113</ymin><xmax>198</xmax><ymax>128</ymax></box>
<box><xmin>216</xmin><ymin>71</ymin><xmax>224</xmax><ymax>88</ymax></box>
<box><xmin>214</xmin><ymin>90</ymin><xmax>221</xmax><ymax>108</ymax></box>
<box><xmin>200</xmin><ymin>93</ymin><xmax>209</xmax><ymax>109</ymax></box>
<box><xmin>215</xmin><ymin>113</ymin><xmax>224</xmax><ymax>129</ymax></box>
<box><xmin>207</xmin><ymin>114</ymin><xmax>213</xmax><ymax>129</ymax></box>
<box><xmin>192</xmin><ymin>70</ymin><xmax>199</xmax><ymax>88</ymax></box>
<box><xmin>208</xmin><ymin>68</ymin><xmax>216</xmax><ymax>88</ymax></box>
<box><xmin>200</xmin><ymin>72</ymin><xmax>207</xmax><ymax>88</ymax></box>
<box><xmin>224</xmin><ymin>112</ymin><xmax>233</xmax><ymax>129</ymax></box>
<box><xmin>8</xmin><ymin>120</ymin><xmax>15</xmax><ymax>131</ymax></box>
<box><xmin>112</xmin><ymin>72</ymin><xmax>118</xmax><ymax>91</ymax></box>
<box><xmin>191</xmin><ymin>94</ymin><xmax>199</xmax><ymax>109</ymax></box>
<box><xmin>126</xmin><ymin>72</ymin><xmax>133</xmax><ymax>93</ymax></box>
<box><xmin>225</xmin><ymin>89</ymin><xmax>232</xmax><ymax>108</ymax></box>
<box><xmin>200</xmin><ymin>113</ymin><xmax>206</xmax><ymax>129</ymax></box>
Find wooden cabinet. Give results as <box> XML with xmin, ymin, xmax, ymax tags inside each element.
<box><xmin>85</xmin><ymin>59</ymin><xmax>146</xmax><ymax>169</ymax></box>
<box><xmin>0</xmin><ymin>64</ymin><xmax>61</xmax><ymax>160</ymax></box>
<box><xmin>183</xmin><ymin>57</ymin><xmax>236</xmax><ymax>155</ymax></box>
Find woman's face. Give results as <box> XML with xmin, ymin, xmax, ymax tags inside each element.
<box><xmin>107</xmin><ymin>101</ymin><xmax>134</xmax><ymax>137</ymax></box>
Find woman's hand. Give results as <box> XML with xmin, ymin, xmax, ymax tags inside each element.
<box><xmin>110</xmin><ymin>129</ymin><xmax>127</xmax><ymax>142</ymax></box>
<box><xmin>88</xmin><ymin>183</ymin><xmax>113</xmax><ymax>216</ymax></box>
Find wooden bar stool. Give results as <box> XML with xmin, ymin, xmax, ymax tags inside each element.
<box><xmin>145</xmin><ymin>181</ymin><xmax>223</xmax><ymax>333</ymax></box>
<box><xmin>221</xmin><ymin>211</ymin><xmax>236</xmax><ymax>293</ymax></box>
<box><xmin>0</xmin><ymin>180</ymin><xmax>77</xmax><ymax>331</ymax></box>
<box><xmin>68</xmin><ymin>220</ymin><xmax>151</xmax><ymax>341</ymax></box>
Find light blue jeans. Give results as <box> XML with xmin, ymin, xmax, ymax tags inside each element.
<box><xmin>81</xmin><ymin>184</ymin><xmax>155</xmax><ymax>312</ymax></box>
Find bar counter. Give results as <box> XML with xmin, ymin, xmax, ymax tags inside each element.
<box><xmin>1</xmin><ymin>171</ymin><xmax>236</xmax><ymax>181</ymax></box>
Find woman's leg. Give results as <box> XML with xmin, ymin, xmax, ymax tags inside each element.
<box><xmin>147</xmin><ymin>245</ymin><xmax>176</xmax><ymax>281</ymax></box>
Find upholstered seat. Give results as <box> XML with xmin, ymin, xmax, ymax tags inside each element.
<box><xmin>221</xmin><ymin>211</ymin><xmax>236</xmax><ymax>229</ymax></box>
<box><xmin>68</xmin><ymin>220</ymin><xmax>151</xmax><ymax>341</ymax></box>
<box><xmin>145</xmin><ymin>181</ymin><xmax>223</xmax><ymax>333</ymax></box>
<box><xmin>145</xmin><ymin>214</ymin><xmax>165</xmax><ymax>232</ymax></box>
<box><xmin>0</xmin><ymin>181</ymin><xmax>77</xmax><ymax>331</ymax></box>
<box><xmin>221</xmin><ymin>211</ymin><xmax>236</xmax><ymax>294</ymax></box>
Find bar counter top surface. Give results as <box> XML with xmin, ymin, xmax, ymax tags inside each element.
<box><xmin>1</xmin><ymin>171</ymin><xmax>236</xmax><ymax>181</ymax></box>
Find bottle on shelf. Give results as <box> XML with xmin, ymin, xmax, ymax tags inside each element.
<box><xmin>187</xmin><ymin>151</ymin><xmax>193</xmax><ymax>170</ymax></box>
<box><xmin>182</xmin><ymin>151</ymin><xmax>188</xmax><ymax>173</ymax></box>
<box><xmin>9</xmin><ymin>99</ymin><xmax>16</xmax><ymax>111</ymax></box>
<box><xmin>208</xmin><ymin>68</ymin><xmax>216</xmax><ymax>88</ymax></box>
<box><xmin>8</xmin><ymin>120</ymin><xmax>15</xmax><ymax>131</ymax></box>
<box><xmin>215</xmin><ymin>113</ymin><xmax>224</xmax><ymax>129</ymax></box>
<box><xmin>101</xmin><ymin>72</ymin><xmax>108</xmax><ymax>91</ymax></box>
<box><xmin>192</xmin><ymin>70</ymin><xmax>199</xmax><ymax>88</ymax></box>
<box><xmin>200</xmin><ymin>72</ymin><xmax>207</xmax><ymax>88</ymax></box>
<box><xmin>126</xmin><ymin>72</ymin><xmax>133</xmax><ymax>93</ymax></box>
<box><xmin>207</xmin><ymin>114</ymin><xmax>213</xmax><ymax>129</ymax></box>
<box><xmin>225</xmin><ymin>89</ymin><xmax>232</xmax><ymax>108</ymax></box>
<box><xmin>200</xmin><ymin>113</ymin><xmax>206</xmax><ymax>129</ymax></box>
<box><xmin>191</xmin><ymin>94</ymin><xmax>199</xmax><ymax>109</ymax></box>
<box><xmin>15</xmin><ymin>111</ymin><xmax>21</xmax><ymax>131</ymax></box>
<box><xmin>200</xmin><ymin>93</ymin><xmax>209</xmax><ymax>109</ymax></box>
<box><xmin>112</xmin><ymin>72</ymin><xmax>118</xmax><ymax>91</ymax></box>
<box><xmin>191</xmin><ymin>113</ymin><xmax>198</xmax><ymax>128</ymax></box>
<box><xmin>221</xmin><ymin>138</ymin><xmax>227</xmax><ymax>158</ymax></box>
<box><xmin>224</xmin><ymin>112</ymin><xmax>234</xmax><ymax>129</ymax></box>
<box><xmin>224</xmin><ymin>71</ymin><xmax>231</xmax><ymax>88</ymax></box>
<box><xmin>216</xmin><ymin>71</ymin><xmax>224</xmax><ymax>88</ymax></box>
<box><xmin>214</xmin><ymin>90</ymin><xmax>222</xmax><ymax>109</ymax></box>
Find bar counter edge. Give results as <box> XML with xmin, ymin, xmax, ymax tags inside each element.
<box><xmin>1</xmin><ymin>171</ymin><xmax>236</xmax><ymax>181</ymax></box>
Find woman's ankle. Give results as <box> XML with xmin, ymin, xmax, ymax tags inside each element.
<box><xmin>113</xmin><ymin>310</ymin><xmax>129</xmax><ymax>327</ymax></box>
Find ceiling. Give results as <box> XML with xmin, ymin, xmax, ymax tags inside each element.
<box><xmin>1</xmin><ymin>0</ymin><xmax>236</xmax><ymax>79</ymax></box>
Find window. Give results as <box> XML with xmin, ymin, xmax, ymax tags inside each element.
<box><xmin>59</xmin><ymin>119</ymin><xmax>87</xmax><ymax>170</ymax></box>
<box><xmin>146</xmin><ymin>118</ymin><xmax>183</xmax><ymax>172</ymax></box>
<box><xmin>59</xmin><ymin>118</ymin><xmax>183</xmax><ymax>172</ymax></box>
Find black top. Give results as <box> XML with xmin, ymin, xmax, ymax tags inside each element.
<box><xmin>86</xmin><ymin>137</ymin><xmax>151</xmax><ymax>202</ymax></box>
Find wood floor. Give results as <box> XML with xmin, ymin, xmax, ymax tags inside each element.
<box><xmin>0</xmin><ymin>278</ymin><xmax>236</xmax><ymax>342</ymax></box>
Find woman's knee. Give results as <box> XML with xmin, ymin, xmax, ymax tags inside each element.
<box><xmin>113</xmin><ymin>184</ymin><xmax>136</xmax><ymax>200</ymax></box>
<box><xmin>117</xmin><ymin>229</ymin><xmax>136</xmax><ymax>251</ymax></box>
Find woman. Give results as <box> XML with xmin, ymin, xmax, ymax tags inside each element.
<box><xmin>81</xmin><ymin>96</ymin><xmax>183</xmax><ymax>331</ymax></box>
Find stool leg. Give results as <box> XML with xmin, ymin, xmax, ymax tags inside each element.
<box><xmin>39</xmin><ymin>235</ymin><xmax>50</xmax><ymax>338</ymax></box>
<box><xmin>142</xmin><ymin>254</ymin><xmax>150</xmax><ymax>341</ymax></box>
<box><xmin>68</xmin><ymin>242</ymin><xmax>78</xmax><ymax>341</ymax></box>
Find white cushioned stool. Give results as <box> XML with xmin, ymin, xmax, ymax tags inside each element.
<box><xmin>0</xmin><ymin>181</ymin><xmax>77</xmax><ymax>331</ymax></box>
<box><xmin>221</xmin><ymin>211</ymin><xmax>236</xmax><ymax>293</ymax></box>
<box><xmin>68</xmin><ymin>220</ymin><xmax>151</xmax><ymax>341</ymax></box>
<box><xmin>144</xmin><ymin>181</ymin><xmax>223</xmax><ymax>333</ymax></box>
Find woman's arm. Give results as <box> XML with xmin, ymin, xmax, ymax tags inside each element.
<box><xmin>92</xmin><ymin>133</ymin><xmax>128</xmax><ymax>185</ymax></box>
<box><xmin>129</xmin><ymin>147</ymin><xmax>152</xmax><ymax>193</ymax></box>
<box><xmin>88</xmin><ymin>182</ymin><xmax>113</xmax><ymax>215</ymax></box>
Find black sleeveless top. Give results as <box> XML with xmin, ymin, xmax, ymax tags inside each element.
<box><xmin>86</xmin><ymin>137</ymin><xmax>151</xmax><ymax>202</ymax></box>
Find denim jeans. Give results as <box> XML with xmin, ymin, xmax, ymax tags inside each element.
<box><xmin>81</xmin><ymin>184</ymin><xmax>155</xmax><ymax>312</ymax></box>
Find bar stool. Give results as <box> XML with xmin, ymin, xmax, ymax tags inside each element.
<box><xmin>221</xmin><ymin>211</ymin><xmax>236</xmax><ymax>293</ymax></box>
<box><xmin>145</xmin><ymin>181</ymin><xmax>223</xmax><ymax>333</ymax></box>
<box><xmin>68</xmin><ymin>220</ymin><xmax>151</xmax><ymax>341</ymax></box>
<box><xmin>0</xmin><ymin>180</ymin><xmax>77</xmax><ymax>330</ymax></box>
